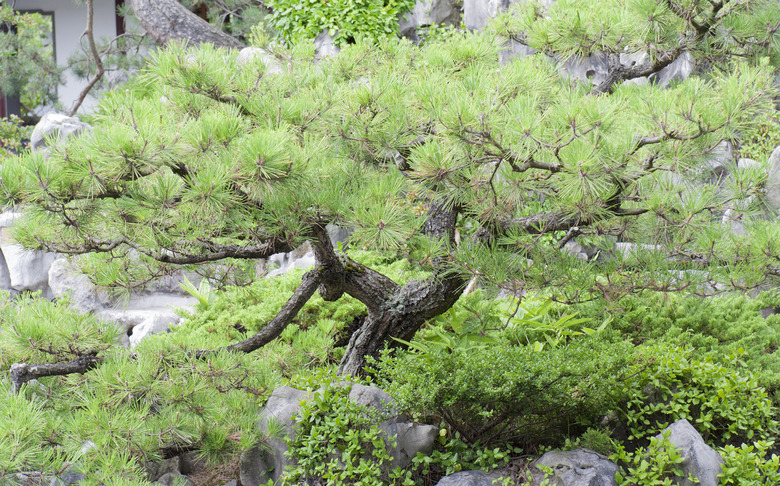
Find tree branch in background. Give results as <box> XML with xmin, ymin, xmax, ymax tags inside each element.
<box><xmin>128</xmin><ymin>0</ymin><xmax>245</xmax><ymax>49</ymax></box>
<box><xmin>68</xmin><ymin>0</ymin><xmax>104</xmax><ymax>116</ymax></box>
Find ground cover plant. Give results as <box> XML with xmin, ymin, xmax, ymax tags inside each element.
<box><xmin>2</xmin><ymin>0</ymin><xmax>780</xmax><ymax>483</ymax></box>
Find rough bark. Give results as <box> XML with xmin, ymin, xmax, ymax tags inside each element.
<box><xmin>337</xmin><ymin>270</ymin><xmax>465</xmax><ymax>376</ymax></box>
<box><xmin>10</xmin><ymin>357</ymin><xmax>100</xmax><ymax>394</ymax></box>
<box><xmin>128</xmin><ymin>0</ymin><xmax>244</xmax><ymax>49</ymax></box>
<box><xmin>335</xmin><ymin>203</ymin><xmax>466</xmax><ymax>376</ymax></box>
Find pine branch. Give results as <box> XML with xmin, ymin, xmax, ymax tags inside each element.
<box><xmin>10</xmin><ymin>356</ymin><xmax>101</xmax><ymax>395</ymax></box>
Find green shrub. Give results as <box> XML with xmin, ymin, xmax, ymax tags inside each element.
<box><xmin>739</xmin><ymin>116</ymin><xmax>780</xmax><ymax>163</ymax></box>
<box><xmin>718</xmin><ymin>440</ymin><xmax>780</xmax><ymax>485</ymax></box>
<box><xmin>374</xmin><ymin>336</ymin><xmax>635</xmax><ymax>449</ymax></box>
<box><xmin>575</xmin><ymin>292</ymin><xmax>780</xmax><ymax>394</ymax></box>
<box><xmin>620</xmin><ymin>344</ymin><xmax>778</xmax><ymax>446</ymax></box>
<box><xmin>612</xmin><ymin>430</ymin><xmax>694</xmax><ymax>486</ymax></box>
<box><xmin>0</xmin><ymin>115</ymin><xmax>31</xmax><ymax>157</ymax></box>
<box><xmin>268</xmin><ymin>0</ymin><xmax>416</xmax><ymax>46</ymax></box>
<box><xmin>282</xmin><ymin>381</ymin><xmax>412</xmax><ymax>486</ymax></box>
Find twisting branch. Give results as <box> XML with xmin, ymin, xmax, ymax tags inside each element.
<box><xmin>68</xmin><ymin>0</ymin><xmax>104</xmax><ymax>116</ymax></box>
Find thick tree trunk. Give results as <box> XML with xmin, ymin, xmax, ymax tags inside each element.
<box><xmin>337</xmin><ymin>271</ymin><xmax>464</xmax><ymax>376</ymax></box>
<box><xmin>129</xmin><ymin>0</ymin><xmax>244</xmax><ymax>49</ymax></box>
<box><xmin>306</xmin><ymin>204</ymin><xmax>466</xmax><ymax>377</ymax></box>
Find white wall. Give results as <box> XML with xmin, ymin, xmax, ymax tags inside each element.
<box><xmin>14</xmin><ymin>0</ymin><xmax>119</xmax><ymax>114</ymax></box>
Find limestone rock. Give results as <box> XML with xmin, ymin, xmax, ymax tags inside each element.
<box><xmin>240</xmin><ymin>386</ymin><xmax>311</xmax><ymax>486</ymax></box>
<box><xmin>30</xmin><ymin>112</ymin><xmax>91</xmax><ymax>153</ymax></box>
<box><xmin>50</xmin><ymin>468</ymin><xmax>85</xmax><ymax>486</ymax></box>
<box><xmin>236</xmin><ymin>47</ymin><xmax>284</xmax><ymax>75</ymax></box>
<box><xmin>533</xmin><ymin>448</ymin><xmax>618</xmax><ymax>486</ymax></box>
<box><xmin>314</xmin><ymin>30</ymin><xmax>340</xmax><ymax>60</ymax></box>
<box><xmin>657</xmin><ymin>419</ymin><xmax>723</xmax><ymax>486</ymax></box>
<box><xmin>400</xmin><ymin>0</ymin><xmax>461</xmax><ymax>40</ymax></box>
<box><xmin>413</xmin><ymin>0</ymin><xmax>461</xmax><ymax>26</ymax></box>
<box><xmin>435</xmin><ymin>470</ymin><xmax>506</xmax><ymax>486</ymax></box>
<box><xmin>464</xmin><ymin>0</ymin><xmax>512</xmax><ymax>31</ymax></box>
<box><xmin>97</xmin><ymin>294</ymin><xmax>195</xmax><ymax>348</ymax></box>
<box><xmin>765</xmin><ymin>145</ymin><xmax>780</xmax><ymax>216</ymax></box>
<box><xmin>266</xmin><ymin>243</ymin><xmax>316</xmax><ymax>278</ymax></box>
<box><xmin>1</xmin><ymin>243</ymin><xmax>56</xmax><ymax>295</ymax></box>
<box><xmin>156</xmin><ymin>472</ymin><xmax>195</xmax><ymax>486</ymax></box>
<box><xmin>48</xmin><ymin>258</ymin><xmax>109</xmax><ymax>313</ymax></box>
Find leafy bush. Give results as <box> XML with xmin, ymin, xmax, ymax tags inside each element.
<box><xmin>620</xmin><ymin>344</ymin><xmax>778</xmax><ymax>446</ymax></box>
<box><xmin>575</xmin><ymin>292</ymin><xmax>780</xmax><ymax>394</ymax></box>
<box><xmin>282</xmin><ymin>381</ymin><xmax>412</xmax><ymax>486</ymax></box>
<box><xmin>718</xmin><ymin>440</ymin><xmax>780</xmax><ymax>485</ymax></box>
<box><xmin>412</xmin><ymin>431</ymin><xmax>517</xmax><ymax>483</ymax></box>
<box><xmin>738</xmin><ymin>116</ymin><xmax>780</xmax><ymax>163</ymax></box>
<box><xmin>611</xmin><ymin>430</ymin><xmax>693</xmax><ymax>486</ymax></box>
<box><xmin>374</xmin><ymin>336</ymin><xmax>635</xmax><ymax>449</ymax></box>
<box><xmin>268</xmin><ymin>0</ymin><xmax>416</xmax><ymax>46</ymax></box>
<box><xmin>0</xmin><ymin>115</ymin><xmax>31</xmax><ymax>157</ymax></box>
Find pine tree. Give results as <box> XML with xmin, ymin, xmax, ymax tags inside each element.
<box><xmin>2</xmin><ymin>0</ymin><xmax>779</xmax><ymax>379</ymax></box>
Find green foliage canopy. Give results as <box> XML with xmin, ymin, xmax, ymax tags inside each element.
<box><xmin>1</xmin><ymin>0</ymin><xmax>779</xmax><ymax>298</ymax></box>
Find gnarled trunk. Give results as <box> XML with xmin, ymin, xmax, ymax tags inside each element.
<box><xmin>129</xmin><ymin>0</ymin><xmax>245</xmax><ymax>49</ymax></box>
<box><xmin>337</xmin><ymin>271</ymin><xmax>464</xmax><ymax>376</ymax></box>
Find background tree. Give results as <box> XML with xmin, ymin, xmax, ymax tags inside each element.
<box><xmin>0</xmin><ymin>7</ymin><xmax>62</xmax><ymax>119</ymax></box>
<box><xmin>2</xmin><ymin>0</ymin><xmax>780</xmax><ymax>380</ymax></box>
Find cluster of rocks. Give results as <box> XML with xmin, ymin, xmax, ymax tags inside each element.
<box><xmin>16</xmin><ymin>383</ymin><xmax>725</xmax><ymax>486</ymax></box>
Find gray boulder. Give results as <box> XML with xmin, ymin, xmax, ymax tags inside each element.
<box><xmin>465</xmin><ymin>0</ymin><xmax>512</xmax><ymax>31</ymax></box>
<box><xmin>764</xmin><ymin>145</ymin><xmax>780</xmax><ymax>216</ymax></box>
<box><xmin>400</xmin><ymin>0</ymin><xmax>461</xmax><ymax>40</ymax></box>
<box><xmin>156</xmin><ymin>472</ymin><xmax>195</xmax><ymax>486</ymax></box>
<box><xmin>98</xmin><ymin>294</ymin><xmax>195</xmax><ymax>348</ymax></box>
<box><xmin>48</xmin><ymin>258</ymin><xmax>110</xmax><ymax>313</ymax></box>
<box><xmin>0</xmin><ymin>209</ymin><xmax>55</xmax><ymax>296</ymax></box>
<box><xmin>435</xmin><ymin>470</ymin><xmax>506</xmax><ymax>486</ymax></box>
<box><xmin>240</xmin><ymin>386</ymin><xmax>309</xmax><ymax>486</ymax></box>
<box><xmin>1</xmin><ymin>242</ymin><xmax>56</xmax><ymax>296</ymax></box>
<box><xmin>50</xmin><ymin>468</ymin><xmax>85</xmax><ymax>486</ymax></box>
<box><xmin>240</xmin><ymin>384</ymin><xmax>437</xmax><ymax>486</ymax></box>
<box><xmin>236</xmin><ymin>47</ymin><xmax>284</xmax><ymax>75</ymax></box>
<box><xmin>30</xmin><ymin>112</ymin><xmax>91</xmax><ymax>153</ymax></box>
<box><xmin>532</xmin><ymin>448</ymin><xmax>618</xmax><ymax>486</ymax></box>
<box><xmin>656</xmin><ymin>419</ymin><xmax>723</xmax><ymax>486</ymax></box>
<box><xmin>413</xmin><ymin>0</ymin><xmax>461</xmax><ymax>26</ymax></box>
<box><xmin>266</xmin><ymin>242</ymin><xmax>316</xmax><ymax>278</ymax></box>
<box><xmin>314</xmin><ymin>30</ymin><xmax>340</xmax><ymax>60</ymax></box>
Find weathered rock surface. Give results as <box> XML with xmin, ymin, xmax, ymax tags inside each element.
<box><xmin>236</xmin><ymin>47</ymin><xmax>284</xmax><ymax>74</ymax></box>
<box><xmin>657</xmin><ymin>419</ymin><xmax>723</xmax><ymax>486</ymax></box>
<box><xmin>532</xmin><ymin>448</ymin><xmax>618</xmax><ymax>486</ymax></box>
<box><xmin>435</xmin><ymin>470</ymin><xmax>506</xmax><ymax>486</ymax></box>
<box><xmin>156</xmin><ymin>472</ymin><xmax>195</xmax><ymax>486</ymax></box>
<box><xmin>98</xmin><ymin>294</ymin><xmax>195</xmax><ymax>348</ymax></box>
<box><xmin>49</xmin><ymin>258</ymin><xmax>110</xmax><ymax>313</ymax></box>
<box><xmin>30</xmin><ymin>112</ymin><xmax>91</xmax><ymax>153</ymax></box>
<box><xmin>314</xmin><ymin>30</ymin><xmax>340</xmax><ymax>59</ymax></box>
<box><xmin>1</xmin><ymin>242</ymin><xmax>56</xmax><ymax>296</ymax></box>
<box><xmin>400</xmin><ymin>0</ymin><xmax>461</xmax><ymax>40</ymax></box>
<box><xmin>764</xmin><ymin>146</ymin><xmax>780</xmax><ymax>216</ymax></box>
<box><xmin>240</xmin><ymin>384</ymin><xmax>437</xmax><ymax>486</ymax></box>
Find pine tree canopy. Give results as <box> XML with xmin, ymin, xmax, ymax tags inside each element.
<box><xmin>2</xmin><ymin>0</ymin><xmax>780</xmax><ymax>373</ymax></box>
